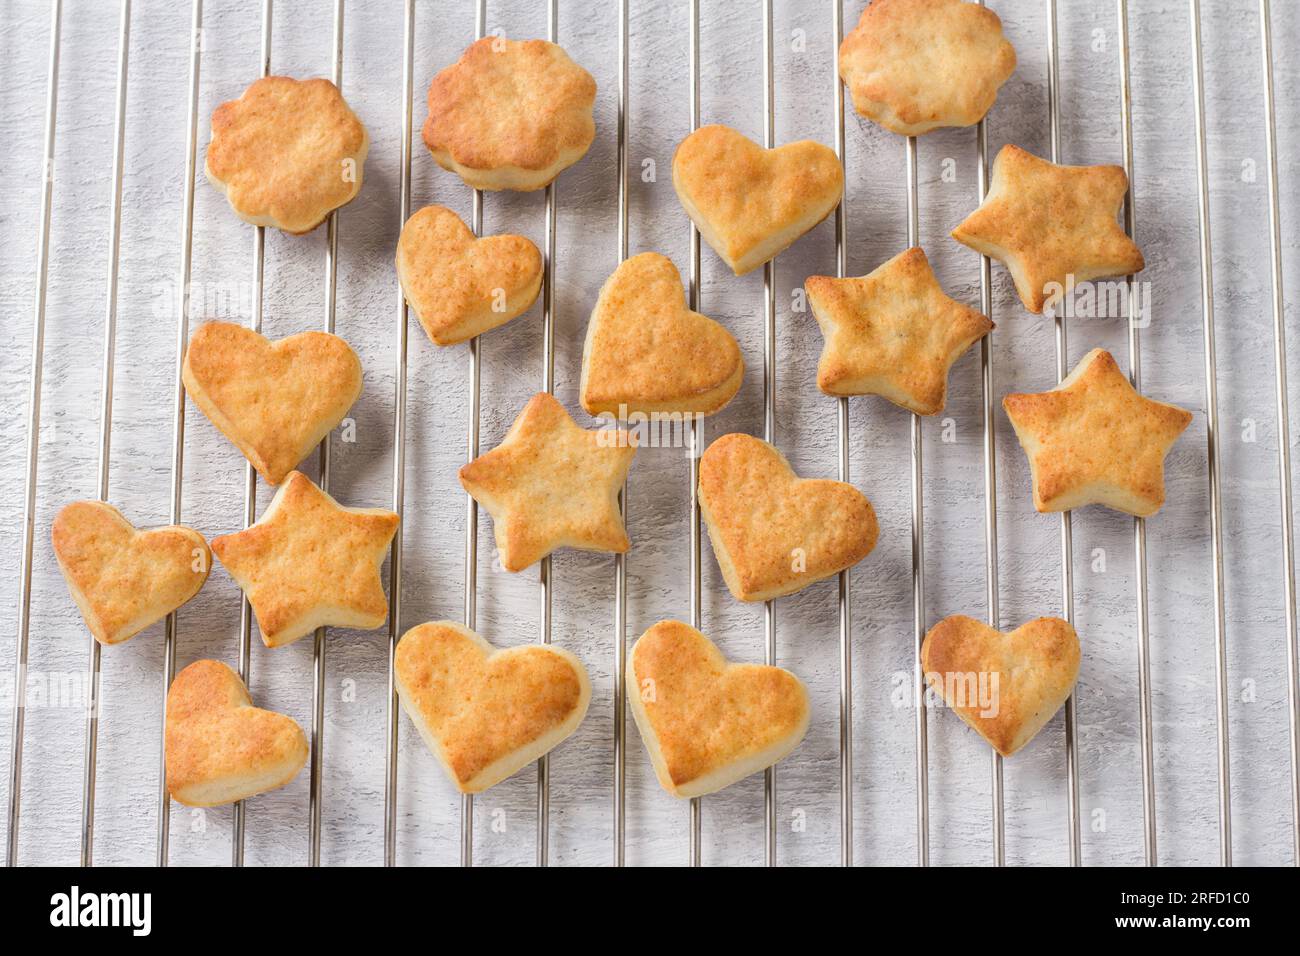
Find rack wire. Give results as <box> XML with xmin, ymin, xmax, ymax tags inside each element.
<box><xmin>3</xmin><ymin>0</ymin><xmax>1297</xmax><ymax>868</ymax></box>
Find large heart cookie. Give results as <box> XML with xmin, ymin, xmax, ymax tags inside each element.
<box><xmin>698</xmin><ymin>433</ymin><xmax>878</xmax><ymax>602</ymax></box>
<box><xmin>396</xmin><ymin>204</ymin><xmax>542</xmax><ymax>347</ymax></box>
<box><xmin>920</xmin><ymin>614</ymin><xmax>1080</xmax><ymax>757</ymax></box>
<box><xmin>394</xmin><ymin>621</ymin><xmax>591</xmax><ymax>794</ymax></box>
<box><xmin>627</xmin><ymin>620</ymin><xmax>810</xmax><ymax>798</ymax></box>
<box><xmin>165</xmin><ymin>659</ymin><xmax>308</xmax><ymax>807</ymax></box>
<box><xmin>580</xmin><ymin>252</ymin><xmax>743</xmax><ymax>416</ymax></box>
<box><xmin>53</xmin><ymin>501</ymin><xmax>211</xmax><ymax>646</ymax></box>
<box><xmin>672</xmin><ymin>124</ymin><xmax>843</xmax><ymax>276</ymax></box>
<box><xmin>183</xmin><ymin>321</ymin><xmax>362</xmax><ymax>485</ymax></box>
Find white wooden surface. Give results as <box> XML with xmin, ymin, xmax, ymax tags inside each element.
<box><xmin>1</xmin><ymin>0</ymin><xmax>1297</xmax><ymax>867</ymax></box>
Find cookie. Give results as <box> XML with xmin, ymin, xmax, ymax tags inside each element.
<box><xmin>951</xmin><ymin>144</ymin><xmax>1144</xmax><ymax>314</ymax></box>
<box><xmin>394</xmin><ymin>621</ymin><xmax>591</xmax><ymax>794</ymax></box>
<box><xmin>183</xmin><ymin>321</ymin><xmax>362</xmax><ymax>486</ymax></box>
<box><xmin>839</xmin><ymin>0</ymin><xmax>1016</xmax><ymax>136</ymax></box>
<box><xmin>627</xmin><ymin>620</ymin><xmax>810</xmax><ymax>798</ymax></box>
<box><xmin>805</xmin><ymin>246</ymin><xmax>993</xmax><ymax>414</ymax></box>
<box><xmin>1002</xmin><ymin>348</ymin><xmax>1192</xmax><ymax>517</ymax></box>
<box><xmin>423</xmin><ymin>38</ymin><xmax>596</xmax><ymax>191</ymax></box>
<box><xmin>459</xmin><ymin>393</ymin><xmax>636</xmax><ymax>572</ymax></box>
<box><xmin>205</xmin><ymin>76</ymin><xmax>368</xmax><ymax>234</ymax></box>
<box><xmin>698</xmin><ymin>433</ymin><xmax>878</xmax><ymax>602</ymax></box>
<box><xmin>580</xmin><ymin>252</ymin><xmax>743</xmax><ymax>416</ymax></box>
<box><xmin>671</xmin><ymin>124</ymin><xmax>844</xmax><ymax>276</ymax></box>
<box><xmin>921</xmin><ymin>615</ymin><xmax>1080</xmax><ymax>757</ymax></box>
<box><xmin>52</xmin><ymin>501</ymin><xmax>210</xmax><ymax>647</ymax></box>
<box><xmin>396</xmin><ymin>204</ymin><xmax>542</xmax><ymax>347</ymax></box>
<box><xmin>210</xmin><ymin>471</ymin><xmax>399</xmax><ymax>648</ymax></box>
<box><xmin>165</xmin><ymin>659</ymin><xmax>309</xmax><ymax>807</ymax></box>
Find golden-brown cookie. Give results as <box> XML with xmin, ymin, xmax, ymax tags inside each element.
<box><xmin>839</xmin><ymin>0</ymin><xmax>1016</xmax><ymax>136</ymax></box>
<box><xmin>627</xmin><ymin>620</ymin><xmax>810</xmax><ymax>798</ymax></box>
<box><xmin>921</xmin><ymin>614</ymin><xmax>1080</xmax><ymax>757</ymax></box>
<box><xmin>423</xmin><ymin>38</ymin><xmax>596</xmax><ymax>191</ymax></box>
<box><xmin>396</xmin><ymin>204</ymin><xmax>542</xmax><ymax>346</ymax></box>
<box><xmin>459</xmin><ymin>393</ymin><xmax>636</xmax><ymax>572</ymax></box>
<box><xmin>698</xmin><ymin>433</ymin><xmax>878</xmax><ymax>602</ymax></box>
<box><xmin>1002</xmin><ymin>348</ymin><xmax>1192</xmax><ymax>517</ymax></box>
<box><xmin>580</xmin><ymin>252</ymin><xmax>743</xmax><ymax>416</ymax></box>
<box><xmin>205</xmin><ymin>76</ymin><xmax>368</xmax><ymax>234</ymax></box>
<box><xmin>52</xmin><ymin>501</ymin><xmax>210</xmax><ymax>647</ymax></box>
<box><xmin>183</xmin><ymin>321</ymin><xmax>362</xmax><ymax>486</ymax></box>
<box><xmin>210</xmin><ymin>471</ymin><xmax>399</xmax><ymax>648</ymax></box>
<box><xmin>805</xmin><ymin>246</ymin><xmax>993</xmax><ymax>414</ymax></box>
<box><xmin>951</xmin><ymin>144</ymin><xmax>1144</xmax><ymax>314</ymax></box>
<box><xmin>165</xmin><ymin>659</ymin><xmax>309</xmax><ymax>807</ymax></box>
<box><xmin>394</xmin><ymin>621</ymin><xmax>591</xmax><ymax>794</ymax></box>
<box><xmin>671</xmin><ymin>125</ymin><xmax>844</xmax><ymax>276</ymax></box>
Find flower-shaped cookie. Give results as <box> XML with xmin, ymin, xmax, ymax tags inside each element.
<box><xmin>206</xmin><ymin>76</ymin><xmax>368</xmax><ymax>234</ymax></box>
<box><xmin>839</xmin><ymin>0</ymin><xmax>1016</xmax><ymax>136</ymax></box>
<box><xmin>423</xmin><ymin>38</ymin><xmax>596</xmax><ymax>191</ymax></box>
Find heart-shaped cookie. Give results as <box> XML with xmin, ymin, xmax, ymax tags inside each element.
<box><xmin>698</xmin><ymin>433</ymin><xmax>878</xmax><ymax>602</ymax></box>
<box><xmin>394</xmin><ymin>621</ymin><xmax>591</xmax><ymax>794</ymax></box>
<box><xmin>672</xmin><ymin>124</ymin><xmax>844</xmax><ymax>276</ymax></box>
<box><xmin>580</xmin><ymin>252</ymin><xmax>743</xmax><ymax>416</ymax></box>
<box><xmin>396</xmin><ymin>204</ymin><xmax>543</xmax><ymax>346</ymax></box>
<box><xmin>182</xmin><ymin>321</ymin><xmax>362</xmax><ymax>485</ymax></box>
<box><xmin>52</xmin><ymin>501</ymin><xmax>211</xmax><ymax>646</ymax></box>
<box><xmin>920</xmin><ymin>614</ymin><xmax>1080</xmax><ymax>757</ymax></box>
<box><xmin>165</xmin><ymin>659</ymin><xmax>308</xmax><ymax>807</ymax></box>
<box><xmin>627</xmin><ymin>620</ymin><xmax>810</xmax><ymax>798</ymax></box>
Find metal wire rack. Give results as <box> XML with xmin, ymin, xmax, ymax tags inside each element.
<box><xmin>3</xmin><ymin>0</ymin><xmax>1298</xmax><ymax>867</ymax></box>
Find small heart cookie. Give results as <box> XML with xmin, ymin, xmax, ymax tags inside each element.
<box><xmin>166</xmin><ymin>659</ymin><xmax>309</xmax><ymax>807</ymax></box>
<box><xmin>921</xmin><ymin>615</ymin><xmax>1080</xmax><ymax>757</ymax></box>
<box><xmin>627</xmin><ymin>620</ymin><xmax>810</xmax><ymax>798</ymax></box>
<box><xmin>423</xmin><ymin>38</ymin><xmax>596</xmax><ymax>191</ymax></box>
<box><xmin>394</xmin><ymin>621</ymin><xmax>591</xmax><ymax>794</ymax></box>
<box><xmin>52</xmin><ymin>501</ymin><xmax>210</xmax><ymax>646</ymax></box>
<box><xmin>206</xmin><ymin>76</ymin><xmax>368</xmax><ymax>234</ymax></box>
<box><xmin>699</xmin><ymin>433</ymin><xmax>878</xmax><ymax>602</ymax></box>
<box><xmin>580</xmin><ymin>252</ymin><xmax>743</xmax><ymax>416</ymax></box>
<box><xmin>672</xmin><ymin>124</ymin><xmax>843</xmax><ymax>276</ymax></box>
<box><xmin>396</xmin><ymin>204</ymin><xmax>542</xmax><ymax>346</ymax></box>
<box><xmin>183</xmin><ymin>321</ymin><xmax>363</xmax><ymax>486</ymax></box>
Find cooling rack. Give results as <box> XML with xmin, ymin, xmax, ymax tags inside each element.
<box><xmin>1</xmin><ymin>0</ymin><xmax>1297</xmax><ymax>867</ymax></box>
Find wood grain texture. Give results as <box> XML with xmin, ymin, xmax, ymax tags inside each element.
<box><xmin>0</xmin><ymin>0</ymin><xmax>1297</xmax><ymax>866</ymax></box>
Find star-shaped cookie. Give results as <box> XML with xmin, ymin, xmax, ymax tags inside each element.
<box><xmin>206</xmin><ymin>76</ymin><xmax>368</xmax><ymax>234</ymax></box>
<box><xmin>805</xmin><ymin>246</ymin><xmax>992</xmax><ymax>414</ymax></box>
<box><xmin>211</xmin><ymin>471</ymin><xmax>399</xmax><ymax>647</ymax></box>
<box><xmin>951</xmin><ymin>144</ymin><xmax>1144</xmax><ymax>314</ymax></box>
<box><xmin>839</xmin><ymin>0</ymin><xmax>1017</xmax><ymax>136</ymax></box>
<box><xmin>1002</xmin><ymin>348</ymin><xmax>1192</xmax><ymax>516</ymax></box>
<box><xmin>459</xmin><ymin>392</ymin><xmax>636</xmax><ymax>572</ymax></box>
<box><xmin>423</xmin><ymin>38</ymin><xmax>596</xmax><ymax>191</ymax></box>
